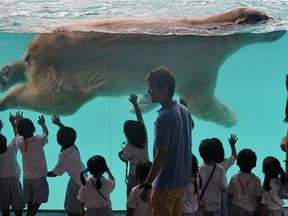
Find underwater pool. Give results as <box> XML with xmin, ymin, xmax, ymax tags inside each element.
<box><xmin>0</xmin><ymin>0</ymin><xmax>288</xmax><ymax>211</ymax></box>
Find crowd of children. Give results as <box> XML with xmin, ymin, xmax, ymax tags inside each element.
<box><xmin>0</xmin><ymin>93</ymin><xmax>288</xmax><ymax>216</ymax></box>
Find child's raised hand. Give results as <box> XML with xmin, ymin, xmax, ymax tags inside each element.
<box><xmin>51</xmin><ymin>115</ymin><xmax>61</xmax><ymax>125</ymax></box>
<box><xmin>129</xmin><ymin>94</ymin><xmax>138</xmax><ymax>105</ymax></box>
<box><xmin>179</xmin><ymin>98</ymin><xmax>187</xmax><ymax>108</ymax></box>
<box><xmin>9</xmin><ymin>111</ymin><xmax>23</xmax><ymax>124</ymax></box>
<box><xmin>228</xmin><ymin>134</ymin><xmax>238</xmax><ymax>146</ymax></box>
<box><xmin>38</xmin><ymin>115</ymin><xmax>45</xmax><ymax>125</ymax></box>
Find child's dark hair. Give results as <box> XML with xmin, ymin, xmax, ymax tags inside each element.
<box><xmin>80</xmin><ymin>155</ymin><xmax>107</xmax><ymax>189</ymax></box>
<box><xmin>212</xmin><ymin>138</ymin><xmax>225</xmax><ymax>163</ymax></box>
<box><xmin>17</xmin><ymin>118</ymin><xmax>35</xmax><ymax>139</ymax></box>
<box><xmin>237</xmin><ymin>149</ymin><xmax>257</xmax><ymax>173</ymax></box>
<box><xmin>57</xmin><ymin>127</ymin><xmax>76</xmax><ymax>148</ymax></box>
<box><xmin>191</xmin><ymin>154</ymin><xmax>202</xmax><ymax>193</ymax></box>
<box><xmin>124</xmin><ymin>120</ymin><xmax>147</xmax><ymax>149</ymax></box>
<box><xmin>262</xmin><ymin>156</ymin><xmax>286</xmax><ymax>191</ymax></box>
<box><xmin>0</xmin><ymin>134</ymin><xmax>7</xmax><ymax>154</ymax></box>
<box><xmin>199</xmin><ymin>139</ymin><xmax>218</xmax><ymax>162</ymax></box>
<box><xmin>136</xmin><ymin>161</ymin><xmax>152</xmax><ymax>185</ymax></box>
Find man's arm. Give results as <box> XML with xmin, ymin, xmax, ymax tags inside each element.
<box><xmin>140</xmin><ymin>144</ymin><xmax>168</xmax><ymax>200</ymax></box>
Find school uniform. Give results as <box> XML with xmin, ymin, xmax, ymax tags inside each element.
<box><xmin>52</xmin><ymin>145</ymin><xmax>86</xmax><ymax>213</ymax></box>
<box><xmin>182</xmin><ymin>177</ymin><xmax>200</xmax><ymax>216</ymax></box>
<box><xmin>228</xmin><ymin>172</ymin><xmax>262</xmax><ymax>216</ymax></box>
<box><xmin>261</xmin><ymin>178</ymin><xmax>285</xmax><ymax>216</ymax></box>
<box><xmin>0</xmin><ymin>139</ymin><xmax>25</xmax><ymax>210</ymax></box>
<box><xmin>127</xmin><ymin>185</ymin><xmax>152</xmax><ymax>216</ymax></box>
<box><xmin>198</xmin><ymin>163</ymin><xmax>227</xmax><ymax>216</ymax></box>
<box><xmin>16</xmin><ymin>133</ymin><xmax>49</xmax><ymax>204</ymax></box>
<box><xmin>77</xmin><ymin>176</ymin><xmax>115</xmax><ymax>216</ymax></box>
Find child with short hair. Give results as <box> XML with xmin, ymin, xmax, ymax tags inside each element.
<box><xmin>259</xmin><ymin>156</ymin><xmax>286</xmax><ymax>216</ymax></box>
<box><xmin>15</xmin><ymin>114</ymin><xmax>49</xmax><ymax>216</ymax></box>
<box><xmin>78</xmin><ymin>155</ymin><xmax>115</xmax><ymax>216</ymax></box>
<box><xmin>182</xmin><ymin>154</ymin><xmax>202</xmax><ymax>216</ymax></box>
<box><xmin>228</xmin><ymin>149</ymin><xmax>262</xmax><ymax>216</ymax></box>
<box><xmin>198</xmin><ymin>139</ymin><xmax>227</xmax><ymax>216</ymax></box>
<box><xmin>47</xmin><ymin>115</ymin><xmax>86</xmax><ymax>216</ymax></box>
<box><xmin>212</xmin><ymin>134</ymin><xmax>238</xmax><ymax>216</ymax></box>
<box><xmin>127</xmin><ymin>161</ymin><xmax>153</xmax><ymax>216</ymax></box>
<box><xmin>118</xmin><ymin>94</ymin><xmax>149</xmax><ymax>197</ymax></box>
<box><xmin>0</xmin><ymin>112</ymin><xmax>25</xmax><ymax>216</ymax></box>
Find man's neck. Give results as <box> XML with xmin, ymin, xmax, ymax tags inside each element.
<box><xmin>159</xmin><ymin>97</ymin><xmax>173</xmax><ymax>107</ymax></box>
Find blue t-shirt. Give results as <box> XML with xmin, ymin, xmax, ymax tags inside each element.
<box><xmin>152</xmin><ymin>100</ymin><xmax>193</xmax><ymax>190</ymax></box>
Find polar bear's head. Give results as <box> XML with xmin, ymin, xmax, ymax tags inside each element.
<box><xmin>0</xmin><ymin>61</ymin><xmax>27</xmax><ymax>91</ymax></box>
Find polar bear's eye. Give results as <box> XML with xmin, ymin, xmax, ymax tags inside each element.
<box><xmin>1</xmin><ymin>66</ymin><xmax>10</xmax><ymax>78</ymax></box>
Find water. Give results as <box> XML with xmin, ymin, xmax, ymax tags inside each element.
<box><xmin>0</xmin><ymin>0</ymin><xmax>288</xmax><ymax>211</ymax></box>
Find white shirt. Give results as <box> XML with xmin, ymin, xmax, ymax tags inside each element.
<box><xmin>127</xmin><ymin>185</ymin><xmax>152</xmax><ymax>216</ymax></box>
<box><xmin>261</xmin><ymin>178</ymin><xmax>285</xmax><ymax>210</ymax></box>
<box><xmin>52</xmin><ymin>145</ymin><xmax>85</xmax><ymax>185</ymax></box>
<box><xmin>198</xmin><ymin>163</ymin><xmax>227</xmax><ymax>211</ymax></box>
<box><xmin>120</xmin><ymin>142</ymin><xmax>149</xmax><ymax>175</ymax></box>
<box><xmin>16</xmin><ymin>133</ymin><xmax>48</xmax><ymax>179</ymax></box>
<box><xmin>182</xmin><ymin>177</ymin><xmax>200</xmax><ymax>213</ymax></box>
<box><xmin>0</xmin><ymin>139</ymin><xmax>21</xmax><ymax>178</ymax></box>
<box><xmin>228</xmin><ymin>172</ymin><xmax>263</xmax><ymax>211</ymax></box>
<box><xmin>77</xmin><ymin>176</ymin><xmax>115</xmax><ymax>209</ymax></box>
<box><xmin>219</xmin><ymin>156</ymin><xmax>236</xmax><ymax>172</ymax></box>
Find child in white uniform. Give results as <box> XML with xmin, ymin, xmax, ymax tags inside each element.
<box><xmin>118</xmin><ymin>94</ymin><xmax>149</xmax><ymax>197</ymax></box>
<box><xmin>127</xmin><ymin>161</ymin><xmax>152</xmax><ymax>216</ymax></box>
<box><xmin>47</xmin><ymin>115</ymin><xmax>86</xmax><ymax>216</ymax></box>
<box><xmin>78</xmin><ymin>155</ymin><xmax>115</xmax><ymax>216</ymax></box>
<box><xmin>228</xmin><ymin>149</ymin><xmax>262</xmax><ymax>216</ymax></box>
<box><xmin>182</xmin><ymin>154</ymin><xmax>202</xmax><ymax>216</ymax></box>
<box><xmin>259</xmin><ymin>157</ymin><xmax>285</xmax><ymax>216</ymax></box>
<box><xmin>16</xmin><ymin>115</ymin><xmax>49</xmax><ymax>216</ymax></box>
<box><xmin>198</xmin><ymin>139</ymin><xmax>227</xmax><ymax>216</ymax></box>
<box><xmin>0</xmin><ymin>113</ymin><xmax>25</xmax><ymax>216</ymax></box>
<box><xmin>212</xmin><ymin>134</ymin><xmax>238</xmax><ymax>216</ymax></box>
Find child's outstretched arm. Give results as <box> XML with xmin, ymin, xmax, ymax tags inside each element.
<box><xmin>38</xmin><ymin>115</ymin><xmax>49</xmax><ymax>136</ymax></box>
<box><xmin>51</xmin><ymin>115</ymin><xmax>65</xmax><ymax>128</ymax></box>
<box><xmin>129</xmin><ymin>94</ymin><xmax>143</xmax><ymax>122</ymax></box>
<box><xmin>106</xmin><ymin>167</ymin><xmax>115</xmax><ymax>181</ymax></box>
<box><xmin>228</xmin><ymin>134</ymin><xmax>238</xmax><ymax>159</ymax></box>
<box><xmin>9</xmin><ymin>111</ymin><xmax>23</xmax><ymax>136</ymax></box>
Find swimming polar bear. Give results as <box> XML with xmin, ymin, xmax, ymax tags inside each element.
<box><xmin>0</xmin><ymin>7</ymin><xmax>285</xmax><ymax>127</ymax></box>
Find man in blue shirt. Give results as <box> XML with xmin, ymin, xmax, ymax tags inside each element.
<box><xmin>140</xmin><ymin>66</ymin><xmax>193</xmax><ymax>216</ymax></box>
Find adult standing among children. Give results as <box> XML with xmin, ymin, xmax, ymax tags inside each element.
<box><xmin>140</xmin><ymin>66</ymin><xmax>193</xmax><ymax>216</ymax></box>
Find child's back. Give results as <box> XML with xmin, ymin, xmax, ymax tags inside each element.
<box><xmin>16</xmin><ymin>117</ymin><xmax>49</xmax><ymax>179</ymax></box>
<box><xmin>127</xmin><ymin>161</ymin><xmax>152</xmax><ymax>216</ymax></box>
<box><xmin>228</xmin><ymin>149</ymin><xmax>262</xmax><ymax>216</ymax></box>
<box><xmin>198</xmin><ymin>139</ymin><xmax>227</xmax><ymax>215</ymax></box>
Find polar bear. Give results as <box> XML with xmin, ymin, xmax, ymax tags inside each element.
<box><xmin>0</xmin><ymin>7</ymin><xmax>285</xmax><ymax>127</ymax></box>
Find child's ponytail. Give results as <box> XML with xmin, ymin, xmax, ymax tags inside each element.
<box><xmin>80</xmin><ymin>168</ymin><xmax>89</xmax><ymax>185</ymax></box>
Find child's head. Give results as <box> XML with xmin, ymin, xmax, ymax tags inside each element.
<box><xmin>237</xmin><ymin>149</ymin><xmax>257</xmax><ymax>173</ymax></box>
<box><xmin>262</xmin><ymin>156</ymin><xmax>285</xmax><ymax>191</ymax></box>
<box><xmin>199</xmin><ymin>139</ymin><xmax>218</xmax><ymax>162</ymax></box>
<box><xmin>124</xmin><ymin>120</ymin><xmax>147</xmax><ymax>149</ymax></box>
<box><xmin>80</xmin><ymin>155</ymin><xmax>107</xmax><ymax>189</ymax></box>
<box><xmin>57</xmin><ymin>126</ymin><xmax>76</xmax><ymax>148</ymax></box>
<box><xmin>136</xmin><ymin>161</ymin><xmax>152</xmax><ymax>183</ymax></box>
<box><xmin>0</xmin><ymin>134</ymin><xmax>7</xmax><ymax>154</ymax></box>
<box><xmin>17</xmin><ymin>118</ymin><xmax>35</xmax><ymax>139</ymax></box>
<box><xmin>211</xmin><ymin>138</ymin><xmax>225</xmax><ymax>163</ymax></box>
